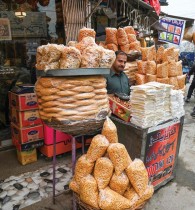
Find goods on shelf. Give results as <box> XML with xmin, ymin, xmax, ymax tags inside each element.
<box><xmin>36</xmin><ymin>28</ymin><xmax>116</xmax><ymax>71</ymax></box>
<box><xmin>69</xmin><ymin>117</ymin><xmax>154</xmax><ymax>209</ymax></box>
<box><xmin>135</xmin><ymin>45</ymin><xmax>186</xmax><ymax>91</ymax></box>
<box><xmin>104</xmin><ymin>27</ymin><xmax>140</xmax><ymax>54</ymax></box>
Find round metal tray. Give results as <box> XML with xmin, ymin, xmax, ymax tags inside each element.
<box><xmin>36</xmin><ymin>68</ymin><xmax>110</xmax><ymax>77</ymax></box>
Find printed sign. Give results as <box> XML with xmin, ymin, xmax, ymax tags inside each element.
<box><xmin>144</xmin><ymin>119</ymin><xmax>180</xmax><ymax>187</ymax></box>
<box><xmin>158</xmin><ymin>17</ymin><xmax>186</xmax><ymax>46</ymax></box>
<box><xmin>0</xmin><ymin>18</ymin><xmax>11</xmax><ymax>40</ymax></box>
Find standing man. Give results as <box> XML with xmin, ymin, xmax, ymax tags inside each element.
<box><xmin>185</xmin><ymin>63</ymin><xmax>195</xmax><ymax>102</ymax></box>
<box><xmin>105</xmin><ymin>50</ymin><xmax>130</xmax><ymax>96</ymax></box>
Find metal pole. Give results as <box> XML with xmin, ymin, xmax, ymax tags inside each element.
<box><xmin>52</xmin><ymin>129</ymin><xmax>56</xmax><ymax>204</ymax></box>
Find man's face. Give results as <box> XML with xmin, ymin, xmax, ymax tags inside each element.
<box><xmin>112</xmin><ymin>54</ymin><xmax>127</xmax><ymax>73</ymax></box>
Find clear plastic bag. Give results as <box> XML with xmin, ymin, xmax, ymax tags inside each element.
<box><xmin>74</xmin><ymin>154</ymin><xmax>94</xmax><ymax>183</ymax></box>
<box><xmin>80</xmin><ymin>175</ymin><xmax>99</xmax><ymax>209</ymax></box>
<box><xmin>102</xmin><ymin>117</ymin><xmax>118</xmax><ymax>143</ymax></box>
<box><xmin>109</xmin><ymin>172</ymin><xmax>129</xmax><ymax>195</ymax></box>
<box><xmin>99</xmin><ymin>187</ymin><xmax>131</xmax><ymax>210</ymax></box>
<box><xmin>135</xmin><ymin>73</ymin><xmax>146</xmax><ymax>85</ymax></box>
<box><xmin>94</xmin><ymin>157</ymin><xmax>114</xmax><ymax>189</ymax></box>
<box><xmin>125</xmin><ymin>159</ymin><xmax>149</xmax><ymax>196</ymax></box>
<box><xmin>86</xmin><ymin>134</ymin><xmax>109</xmax><ymax>162</ymax></box>
<box><xmin>157</xmin><ymin>62</ymin><xmax>168</xmax><ymax>78</ymax></box>
<box><xmin>108</xmin><ymin>143</ymin><xmax>132</xmax><ymax>176</ymax></box>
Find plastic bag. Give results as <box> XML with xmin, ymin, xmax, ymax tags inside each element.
<box><xmin>98</xmin><ymin>187</ymin><xmax>131</xmax><ymax>210</ymax></box>
<box><xmin>102</xmin><ymin>117</ymin><xmax>118</xmax><ymax>143</ymax></box>
<box><xmin>177</xmin><ymin>75</ymin><xmax>186</xmax><ymax>89</ymax></box>
<box><xmin>157</xmin><ymin>62</ymin><xmax>168</xmax><ymax>78</ymax></box>
<box><xmin>156</xmin><ymin>45</ymin><xmax>164</xmax><ymax>64</ymax></box>
<box><xmin>105</xmin><ymin>27</ymin><xmax>118</xmax><ymax>45</ymax></box>
<box><xmin>135</xmin><ymin>73</ymin><xmax>146</xmax><ymax>85</ymax></box>
<box><xmin>117</xmin><ymin>28</ymin><xmax>129</xmax><ymax>46</ymax></box>
<box><xmin>146</xmin><ymin>74</ymin><xmax>157</xmax><ymax>83</ymax></box>
<box><xmin>86</xmin><ymin>134</ymin><xmax>109</xmax><ymax>162</ymax></box>
<box><xmin>162</xmin><ymin>47</ymin><xmax>175</xmax><ymax>62</ymax></box>
<box><xmin>168</xmin><ymin>60</ymin><xmax>177</xmax><ymax>77</ymax></box>
<box><xmin>99</xmin><ymin>47</ymin><xmax>116</xmax><ymax>68</ymax></box>
<box><xmin>156</xmin><ymin>77</ymin><xmax>169</xmax><ymax>84</ymax></box>
<box><xmin>106</xmin><ymin>43</ymin><xmax>118</xmax><ymax>51</ymax></box>
<box><xmin>109</xmin><ymin>172</ymin><xmax>129</xmax><ymax>195</ymax></box>
<box><xmin>94</xmin><ymin>157</ymin><xmax>114</xmax><ymax>189</ymax></box>
<box><xmin>74</xmin><ymin>154</ymin><xmax>94</xmax><ymax>183</ymax></box>
<box><xmin>169</xmin><ymin>77</ymin><xmax>179</xmax><ymax>90</ymax></box>
<box><xmin>108</xmin><ymin>143</ymin><xmax>132</xmax><ymax>176</ymax></box>
<box><xmin>146</xmin><ymin>61</ymin><xmax>156</xmax><ymax>75</ymax></box>
<box><xmin>78</xmin><ymin>27</ymin><xmax>96</xmax><ymax>42</ymax></box>
<box><xmin>80</xmin><ymin>175</ymin><xmax>99</xmax><ymax>209</ymax></box>
<box><xmin>176</xmin><ymin>61</ymin><xmax>183</xmax><ymax>76</ymax></box>
<box><xmin>69</xmin><ymin>178</ymin><xmax>80</xmax><ymax>194</ymax></box>
<box><xmin>137</xmin><ymin>60</ymin><xmax>147</xmax><ymax>75</ymax></box>
<box><xmin>125</xmin><ymin>159</ymin><xmax>149</xmax><ymax>196</ymax></box>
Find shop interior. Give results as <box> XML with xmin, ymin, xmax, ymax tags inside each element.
<box><xmin>0</xmin><ymin>0</ymin><xmax>65</xmax><ymax>149</ymax></box>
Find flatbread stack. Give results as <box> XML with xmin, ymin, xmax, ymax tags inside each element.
<box><xmin>69</xmin><ymin>117</ymin><xmax>154</xmax><ymax>209</ymax></box>
<box><xmin>130</xmin><ymin>82</ymin><xmax>173</xmax><ymax>128</ymax></box>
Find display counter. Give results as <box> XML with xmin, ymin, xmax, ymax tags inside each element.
<box><xmin>111</xmin><ymin>115</ymin><xmax>184</xmax><ymax>190</ymax></box>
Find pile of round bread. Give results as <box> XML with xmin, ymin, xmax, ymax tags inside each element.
<box><xmin>70</xmin><ymin>117</ymin><xmax>154</xmax><ymax>210</ymax></box>
<box><xmin>36</xmin><ymin>28</ymin><xmax>116</xmax><ymax>71</ymax></box>
<box><xmin>35</xmin><ymin>76</ymin><xmax>110</xmax><ymax>135</ymax></box>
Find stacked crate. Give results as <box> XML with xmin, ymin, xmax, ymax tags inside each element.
<box><xmin>9</xmin><ymin>86</ymin><xmax>44</xmax><ymax>165</ymax></box>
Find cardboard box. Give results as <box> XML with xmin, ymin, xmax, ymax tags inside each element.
<box><xmin>109</xmin><ymin>97</ymin><xmax>131</xmax><ymax>122</ymax></box>
<box><xmin>12</xmin><ymin>138</ymin><xmax>44</xmax><ymax>151</ymax></box>
<box><xmin>11</xmin><ymin>123</ymin><xmax>44</xmax><ymax>144</ymax></box>
<box><xmin>9</xmin><ymin>91</ymin><xmax>38</xmax><ymax>111</ymax></box>
<box><xmin>17</xmin><ymin>149</ymin><xmax>37</xmax><ymax>165</ymax></box>
<box><xmin>43</xmin><ymin>124</ymin><xmax>71</xmax><ymax>145</ymax></box>
<box><xmin>11</xmin><ymin>108</ymin><xmax>42</xmax><ymax>127</ymax></box>
<box><xmin>39</xmin><ymin>138</ymin><xmax>92</xmax><ymax>158</ymax></box>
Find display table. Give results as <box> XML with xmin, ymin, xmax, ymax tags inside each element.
<box><xmin>111</xmin><ymin>115</ymin><xmax>184</xmax><ymax>190</ymax></box>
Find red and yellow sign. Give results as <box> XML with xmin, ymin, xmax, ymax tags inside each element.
<box><xmin>144</xmin><ymin>119</ymin><xmax>180</xmax><ymax>187</ymax></box>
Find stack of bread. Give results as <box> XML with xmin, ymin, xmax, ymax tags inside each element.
<box><xmin>35</xmin><ymin>76</ymin><xmax>110</xmax><ymax>134</ymax></box>
<box><xmin>69</xmin><ymin>117</ymin><xmax>154</xmax><ymax>210</ymax></box>
<box><xmin>36</xmin><ymin>28</ymin><xmax>116</xmax><ymax>70</ymax></box>
<box><xmin>103</xmin><ymin>26</ymin><xmax>141</xmax><ymax>54</ymax></box>
<box><xmin>135</xmin><ymin>45</ymin><xmax>186</xmax><ymax>91</ymax></box>
<box><xmin>124</xmin><ymin>61</ymin><xmax>138</xmax><ymax>85</ymax></box>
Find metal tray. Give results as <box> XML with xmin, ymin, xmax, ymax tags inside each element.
<box><xmin>36</xmin><ymin>68</ymin><xmax>110</xmax><ymax>77</ymax></box>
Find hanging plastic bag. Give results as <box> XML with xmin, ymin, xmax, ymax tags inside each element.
<box><xmin>149</xmin><ymin>0</ymin><xmax>161</xmax><ymax>16</ymax></box>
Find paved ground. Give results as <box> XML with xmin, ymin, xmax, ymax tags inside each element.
<box><xmin>1</xmin><ymin>90</ymin><xmax>195</xmax><ymax>210</ymax></box>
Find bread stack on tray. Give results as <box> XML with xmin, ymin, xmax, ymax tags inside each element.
<box><xmin>35</xmin><ymin>76</ymin><xmax>110</xmax><ymax>135</ymax></box>
<box><xmin>135</xmin><ymin>45</ymin><xmax>186</xmax><ymax>91</ymax></box>
<box><xmin>69</xmin><ymin>117</ymin><xmax>154</xmax><ymax>210</ymax></box>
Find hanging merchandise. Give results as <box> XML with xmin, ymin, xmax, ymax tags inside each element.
<box><xmin>149</xmin><ymin>0</ymin><xmax>161</xmax><ymax>16</ymax></box>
